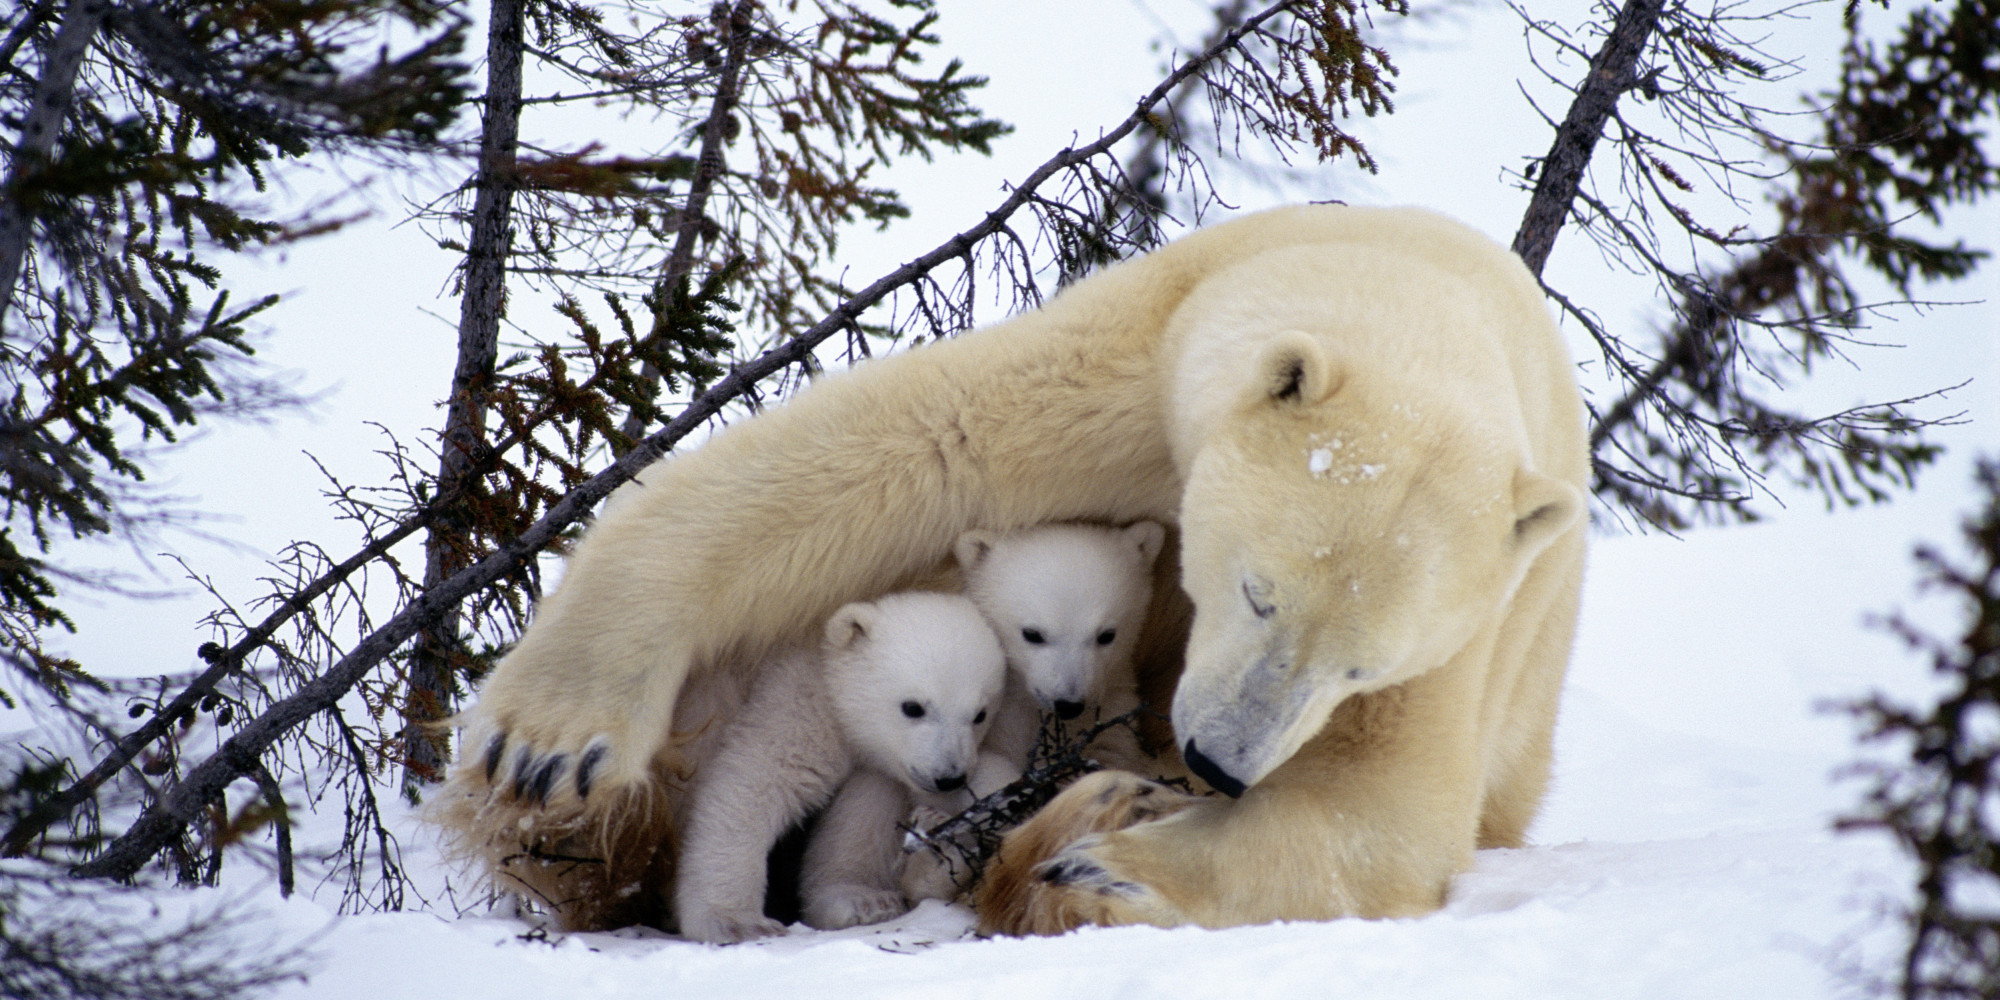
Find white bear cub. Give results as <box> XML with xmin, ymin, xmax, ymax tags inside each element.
<box><xmin>959</xmin><ymin>520</ymin><xmax>1165</xmax><ymax>789</ymax></box>
<box><xmin>895</xmin><ymin>521</ymin><xmax>1166</xmax><ymax>905</ymax></box>
<box><xmin>675</xmin><ymin>591</ymin><xmax>1005</xmax><ymax>944</ymax></box>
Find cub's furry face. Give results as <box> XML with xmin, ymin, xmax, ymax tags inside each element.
<box><xmin>1171</xmin><ymin>332</ymin><xmax>1582</xmax><ymax>798</ymax></box>
<box><xmin>957</xmin><ymin>521</ymin><xmax>1163</xmax><ymax>718</ymax></box>
<box><xmin>823</xmin><ymin>592</ymin><xmax>1005</xmax><ymax>795</ymax></box>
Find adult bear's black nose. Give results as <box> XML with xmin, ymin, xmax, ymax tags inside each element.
<box><xmin>933</xmin><ymin>772</ymin><xmax>966</xmax><ymax>793</ymax></box>
<box><xmin>1182</xmin><ymin>739</ymin><xmax>1247</xmax><ymax>798</ymax></box>
<box><xmin>1053</xmin><ymin>699</ymin><xmax>1085</xmax><ymax>720</ymax></box>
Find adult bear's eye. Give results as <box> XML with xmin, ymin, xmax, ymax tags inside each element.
<box><xmin>1243</xmin><ymin>578</ymin><xmax>1276</xmax><ymax>619</ymax></box>
<box><xmin>1096</xmin><ymin>629</ymin><xmax>1116</xmax><ymax>646</ymax></box>
<box><xmin>1021</xmin><ymin>628</ymin><xmax>1045</xmax><ymax>645</ymax></box>
<box><xmin>973</xmin><ymin>709</ymin><xmax>986</xmax><ymax>724</ymax></box>
<box><xmin>902</xmin><ymin>701</ymin><xmax>925</xmax><ymax>719</ymax></box>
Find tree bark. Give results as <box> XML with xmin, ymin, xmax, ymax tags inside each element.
<box><xmin>1509</xmin><ymin>0</ymin><xmax>1664</xmax><ymax>278</ymax></box>
<box><xmin>68</xmin><ymin>0</ymin><xmax>1301</xmax><ymax>884</ymax></box>
<box><xmin>0</xmin><ymin>0</ymin><xmax>110</xmax><ymax>333</ymax></box>
<box><xmin>400</xmin><ymin>0</ymin><xmax>528</xmax><ymax>796</ymax></box>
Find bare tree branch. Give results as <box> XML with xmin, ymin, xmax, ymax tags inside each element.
<box><xmin>1509</xmin><ymin>0</ymin><xmax>1664</xmax><ymax>277</ymax></box>
<box><xmin>0</xmin><ymin>510</ymin><xmax>430</xmax><ymax>857</ymax></box>
<box><xmin>0</xmin><ymin>0</ymin><xmax>109</xmax><ymax>330</ymax></box>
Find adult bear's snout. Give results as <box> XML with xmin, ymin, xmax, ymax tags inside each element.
<box><xmin>1182</xmin><ymin>739</ymin><xmax>1247</xmax><ymax>798</ymax></box>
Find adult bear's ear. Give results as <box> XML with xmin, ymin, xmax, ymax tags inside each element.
<box><xmin>826</xmin><ymin>601</ymin><xmax>878</xmax><ymax>650</ymax></box>
<box><xmin>954</xmin><ymin>529</ymin><xmax>997</xmax><ymax>570</ymax></box>
<box><xmin>1252</xmin><ymin>330</ymin><xmax>1340</xmax><ymax>407</ymax></box>
<box><xmin>1510</xmin><ymin>469</ymin><xmax>1583</xmax><ymax>565</ymax></box>
<box><xmin>1123</xmin><ymin>520</ymin><xmax>1166</xmax><ymax>569</ymax></box>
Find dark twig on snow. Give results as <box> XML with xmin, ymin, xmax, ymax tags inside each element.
<box><xmin>248</xmin><ymin>765</ymin><xmax>292</xmax><ymax>899</ymax></box>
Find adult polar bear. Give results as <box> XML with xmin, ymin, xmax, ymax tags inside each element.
<box><xmin>435</xmin><ymin>203</ymin><xmax>1588</xmax><ymax>932</ymax></box>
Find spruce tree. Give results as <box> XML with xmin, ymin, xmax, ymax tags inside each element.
<box><xmin>0</xmin><ymin>0</ymin><xmax>468</xmax><ymax>704</ymax></box>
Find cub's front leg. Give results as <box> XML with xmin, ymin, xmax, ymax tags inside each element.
<box><xmin>675</xmin><ymin>659</ymin><xmax>850</xmax><ymax>943</ymax></box>
<box><xmin>800</xmin><ymin>769</ymin><xmax>914</xmax><ymax>930</ymax></box>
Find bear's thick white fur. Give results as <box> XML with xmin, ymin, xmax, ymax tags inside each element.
<box><xmin>433</xmin><ymin>204</ymin><xmax>1587</xmax><ymax>934</ymax></box>
<box><xmin>675</xmin><ymin>592</ymin><xmax>1004</xmax><ymax>943</ymax></box>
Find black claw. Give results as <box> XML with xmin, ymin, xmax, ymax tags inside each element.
<box><xmin>1040</xmin><ymin>859</ymin><xmax>1095</xmax><ymax>886</ymax></box>
<box><xmin>526</xmin><ymin>754</ymin><xmax>568</xmax><ymax>805</ymax></box>
<box><xmin>576</xmin><ymin>744</ymin><xmax>606</xmax><ymax>800</ymax></box>
<box><xmin>483</xmin><ymin>732</ymin><xmax>508</xmax><ymax>784</ymax></box>
<box><xmin>509</xmin><ymin>745</ymin><xmax>537</xmax><ymax>799</ymax></box>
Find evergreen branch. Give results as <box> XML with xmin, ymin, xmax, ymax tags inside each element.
<box><xmin>65</xmin><ymin>0</ymin><xmax>1312</xmax><ymax>883</ymax></box>
<box><xmin>0</xmin><ymin>3</ymin><xmax>52</xmax><ymax>71</ymax></box>
<box><xmin>616</xmin><ymin>0</ymin><xmax>758</xmax><ymax>443</ymax></box>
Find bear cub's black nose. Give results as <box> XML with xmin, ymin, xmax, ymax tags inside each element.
<box><xmin>933</xmin><ymin>773</ymin><xmax>965</xmax><ymax>792</ymax></box>
<box><xmin>1053</xmin><ymin>699</ymin><xmax>1085</xmax><ymax>720</ymax></box>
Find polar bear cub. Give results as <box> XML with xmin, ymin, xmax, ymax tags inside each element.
<box><xmin>894</xmin><ymin>521</ymin><xmax>1167</xmax><ymax>905</ymax></box>
<box><xmin>675</xmin><ymin>591</ymin><xmax>1005</xmax><ymax>944</ymax></box>
<box><xmin>958</xmin><ymin>520</ymin><xmax>1165</xmax><ymax>789</ymax></box>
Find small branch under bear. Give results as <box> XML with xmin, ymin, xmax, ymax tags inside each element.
<box><xmin>900</xmin><ymin>707</ymin><xmax>1192</xmax><ymax>891</ymax></box>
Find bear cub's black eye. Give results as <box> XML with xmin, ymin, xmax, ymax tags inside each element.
<box><xmin>902</xmin><ymin>701</ymin><xmax>924</xmax><ymax>719</ymax></box>
<box><xmin>1021</xmin><ymin>628</ymin><xmax>1045</xmax><ymax>645</ymax></box>
<box><xmin>973</xmin><ymin>709</ymin><xmax>986</xmax><ymax>724</ymax></box>
<box><xmin>1096</xmin><ymin>629</ymin><xmax>1116</xmax><ymax>646</ymax></box>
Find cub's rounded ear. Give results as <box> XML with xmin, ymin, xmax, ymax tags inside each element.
<box><xmin>1123</xmin><ymin>520</ymin><xmax>1166</xmax><ymax>569</ymax></box>
<box><xmin>954</xmin><ymin>529</ymin><xmax>998</xmax><ymax>571</ymax></box>
<box><xmin>1252</xmin><ymin>330</ymin><xmax>1340</xmax><ymax>407</ymax></box>
<box><xmin>1511</xmin><ymin>469</ymin><xmax>1584</xmax><ymax>562</ymax></box>
<box><xmin>825</xmin><ymin>601</ymin><xmax>879</xmax><ymax>650</ymax></box>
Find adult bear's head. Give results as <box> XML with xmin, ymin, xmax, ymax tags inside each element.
<box><xmin>1169</xmin><ymin>327</ymin><xmax>1583</xmax><ymax>798</ymax></box>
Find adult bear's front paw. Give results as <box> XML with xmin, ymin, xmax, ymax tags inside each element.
<box><xmin>973</xmin><ymin>770</ymin><xmax>1200</xmax><ymax>936</ymax></box>
<box><xmin>1033</xmin><ymin>835</ymin><xmax>1140</xmax><ymax>895</ymax></box>
<box><xmin>474</xmin><ymin>727</ymin><xmax>617</xmax><ymax>806</ymax></box>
